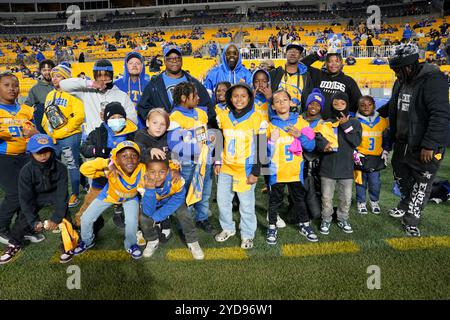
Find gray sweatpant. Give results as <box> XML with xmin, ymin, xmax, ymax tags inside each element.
<box><xmin>321</xmin><ymin>177</ymin><xmax>353</xmax><ymax>222</ymax></box>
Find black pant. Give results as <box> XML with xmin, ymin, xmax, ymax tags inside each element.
<box><xmin>392</xmin><ymin>143</ymin><xmax>444</xmax><ymax>226</ymax></box>
<box><xmin>9</xmin><ymin>193</ymin><xmax>69</xmax><ymax>247</ymax></box>
<box><xmin>0</xmin><ymin>154</ymin><xmax>29</xmax><ymax>231</ymax></box>
<box><xmin>268</xmin><ymin>182</ymin><xmax>309</xmax><ymax>225</ymax></box>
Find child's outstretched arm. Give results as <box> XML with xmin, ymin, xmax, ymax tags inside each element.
<box><xmin>80</xmin><ymin>158</ymin><xmax>109</xmax><ymax>179</ymax></box>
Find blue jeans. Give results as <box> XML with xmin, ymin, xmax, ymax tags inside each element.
<box><xmin>180</xmin><ymin>162</ymin><xmax>213</xmax><ymax>222</ymax></box>
<box><xmin>355</xmin><ymin>171</ymin><xmax>381</xmax><ymax>203</ymax></box>
<box><xmin>216</xmin><ymin>172</ymin><xmax>256</xmax><ymax>239</ymax></box>
<box><xmin>56</xmin><ymin>133</ymin><xmax>81</xmax><ymax>196</ymax></box>
<box><xmin>80</xmin><ymin>198</ymin><xmax>139</xmax><ymax>250</ymax></box>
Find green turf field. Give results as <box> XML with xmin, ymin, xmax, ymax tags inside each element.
<box><xmin>0</xmin><ymin>154</ymin><xmax>449</xmax><ymax>300</ymax></box>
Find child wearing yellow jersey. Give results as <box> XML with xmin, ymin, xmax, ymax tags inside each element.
<box><xmin>42</xmin><ymin>64</ymin><xmax>85</xmax><ymax>208</ymax></box>
<box><xmin>139</xmin><ymin>157</ymin><xmax>188</xmax><ymax>258</ymax></box>
<box><xmin>354</xmin><ymin>96</ymin><xmax>390</xmax><ymax>215</ymax></box>
<box><xmin>0</xmin><ymin>73</ymin><xmax>39</xmax><ymax>244</ymax></box>
<box><xmin>214</xmin><ymin>83</ymin><xmax>268</xmax><ymax>249</ymax></box>
<box><xmin>168</xmin><ymin>82</ymin><xmax>215</xmax><ymax>240</ymax></box>
<box><xmin>214</xmin><ymin>81</ymin><xmax>231</xmax><ymax>117</ymax></box>
<box><xmin>252</xmin><ymin>69</ymin><xmax>272</xmax><ymax>120</ymax></box>
<box><xmin>266</xmin><ymin>90</ymin><xmax>318</xmax><ymax>244</ymax></box>
<box><xmin>74</xmin><ymin>141</ymin><xmax>145</xmax><ymax>259</ymax></box>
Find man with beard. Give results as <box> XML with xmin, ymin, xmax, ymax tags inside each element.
<box><xmin>204</xmin><ymin>43</ymin><xmax>252</xmax><ymax>98</ymax></box>
<box><xmin>382</xmin><ymin>43</ymin><xmax>449</xmax><ymax>236</ymax></box>
<box><xmin>25</xmin><ymin>59</ymin><xmax>55</xmax><ymax>133</ymax></box>
<box><xmin>137</xmin><ymin>45</ymin><xmax>215</xmax><ymax>128</ymax></box>
<box><xmin>269</xmin><ymin>42</ymin><xmax>316</xmax><ymax>113</ymax></box>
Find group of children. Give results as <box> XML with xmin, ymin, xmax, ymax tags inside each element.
<box><xmin>0</xmin><ymin>63</ymin><xmax>391</xmax><ymax>264</ymax></box>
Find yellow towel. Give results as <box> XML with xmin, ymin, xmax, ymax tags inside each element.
<box><xmin>59</xmin><ymin>219</ymin><xmax>79</xmax><ymax>252</ymax></box>
<box><xmin>354</xmin><ymin>170</ymin><xmax>363</xmax><ymax>185</ymax></box>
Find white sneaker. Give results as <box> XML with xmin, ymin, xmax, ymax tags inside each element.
<box><xmin>215</xmin><ymin>230</ymin><xmax>236</xmax><ymax>242</ymax></box>
<box><xmin>187</xmin><ymin>241</ymin><xmax>204</xmax><ymax>260</ymax></box>
<box><xmin>136</xmin><ymin>230</ymin><xmax>146</xmax><ymax>246</ymax></box>
<box><xmin>369</xmin><ymin>201</ymin><xmax>381</xmax><ymax>214</ymax></box>
<box><xmin>241</xmin><ymin>238</ymin><xmax>254</xmax><ymax>249</ymax></box>
<box><xmin>266</xmin><ymin>213</ymin><xmax>287</xmax><ymax>228</ymax></box>
<box><xmin>143</xmin><ymin>240</ymin><xmax>159</xmax><ymax>258</ymax></box>
<box><xmin>357</xmin><ymin>202</ymin><xmax>368</xmax><ymax>214</ymax></box>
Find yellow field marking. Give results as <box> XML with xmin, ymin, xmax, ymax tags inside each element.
<box><xmin>282</xmin><ymin>241</ymin><xmax>360</xmax><ymax>257</ymax></box>
<box><xmin>385</xmin><ymin>236</ymin><xmax>450</xmax><ymax>251</ymax></box>
<box><xmin>166</xmin><ymin>247</ymin><xmax>248</xmax><ymax>261</ymax></box>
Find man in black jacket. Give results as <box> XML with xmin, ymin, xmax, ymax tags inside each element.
<box><xmin>137</xmin><ymin>45</ymin><xmax>216</xmax><ymax>128</ymax></box>
<box><xmin>0</xmin><ymin>134</ymin><xmax>71</xmax><ymax>264</ymax></box>
<box><xmin>384</xmin><ymin>43</ymin><xmax>449</xmax><ymax>236</ymax></box>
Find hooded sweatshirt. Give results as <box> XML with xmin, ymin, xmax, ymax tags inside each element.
<box><xmin>114</xmin><ymin>52</ymin><xmax>150</xmax><ymax>129</ymax></box>
<box><xmin>80</xmin><ymin>140</ymin><xmax>146</xmax><ymax>204</ymax></box>
<box><xmin>59</xmin><ymin>78</ymin><xmax>137</xmax><ymax>138</ymax></box>
<box><xmin>301</xmin><ymin>52</ymin><xmax>362</xmax><ymax>119</ymax></box>
<box><xmin>217</xmin><ymin>83</ymin><xmax>267</xmax><ymax>192</ymax></box>
<box><xmin>204</xmin><ymin>43</ymin><xmax>253</xmax><ymax>95</ymax></box>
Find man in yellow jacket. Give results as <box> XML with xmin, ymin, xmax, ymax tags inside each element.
<box><xmin>42</xmin><ymin>64</ymin><xmax>85</xmax><ymax>208</ymax></box>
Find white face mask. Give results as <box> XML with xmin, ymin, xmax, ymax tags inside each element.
<box><xmin>107</xmin><ymin>118</ymin><xmax>126</xmax><ymax>132</ymax></box>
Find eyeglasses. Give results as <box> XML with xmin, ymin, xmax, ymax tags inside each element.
<box><xmin>165</xmin><ymin>57</ymin><xmax>182</xmax><ymax>63</ymax></box>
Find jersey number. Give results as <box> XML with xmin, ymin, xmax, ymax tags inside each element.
<box><xmin>285</xmin><ymin>145</ymin><xmax>293</xmax><ymax>162</ymax></box>
<box><xmin>227</xmin><ymin>139</ymin><xmax>236</xmax><ymax>156</ymax></box>
<box><xmin>368</xmin><ymin>138</ymin><xmax>375</xmax><ymax>151</ymax></box>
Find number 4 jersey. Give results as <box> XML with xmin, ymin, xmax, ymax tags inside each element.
<box><xmin>0</xmin><ymin>103</ymin><xmax>34</xmax><ymax>155</ymax></box>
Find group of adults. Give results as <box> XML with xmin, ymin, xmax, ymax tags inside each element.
<box><xmin>26</xmin><ymin>41</ymin><xmax>449</xmax><ymax>231</ymax></box>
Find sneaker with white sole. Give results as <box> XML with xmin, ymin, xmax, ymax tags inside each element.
<box><xmin>319</xmin><ymin>220</ymin><xmax>331</xmax><ymax>235</ymax></box>
<box><xmin>73</xmin><ymin>241</ymin><xmax>95</xmax><ymax>255</ymax></box>
<box><xmin>402</xmin><ymin>223</ymin><xmax>421</xmax><ymax>237</ymax></box>
<box><xmin>24</xmin><ymin>233</ymin><xmax>46</xmax><ymax>243</ymax></box>
<box><xmin>187</xmin><ymin>241</ymin><xmax>204</xmax><ymax>260</ymax></box>
<box><xmin>369</xmin><ymin>201</ymin><xmax>381</xmax><ymax>215</ymax></box>
<box><xmin>266</xmin><ymin>213</ymin><xmax>286</xmax><ymax>228</ymax></box>
<box><xmin>389</xmin><ymin>207</ymin><xmax>405</xmax><ymax>218</ymax></box>
<box><xmin>357</xmin><ymin>202</ymin><xmax>368</xmax><ymax>214</ymax></box>
<box><xmin>215</xmin><ymin>230</ymin><xmax>236</xmax><ymax>242</ymax></box>
<box><xmin>143</xmin><ymin>240</ymin><xmax>159</xmax><ymax>258</ymax></box>
<box><xmin>59</xmin><ymin>251</ymin><xmax>73</xmax><ymax>264</ymax></box>
<box><xmin>241</xmin><ymin>238</ymin><xmax>254</xmax><ymax>249</ymax></box>
<box><xmin>266</xmin><ymin>225</ymin><xmax>277</xmax><ymax>245</ymax></box>
<box><xmin>0</xmin><ymin>244</ymin><xmax>21</xmax><ymax>264</ymax></box>
<box><xmin>337</xmin><ymin>220</ymin><xmax>354</xmax><ymax>233</ymax></box>
<box><xmin>299</xmin><ymin>223</ymin><xmax>319</xmax><ymax>242</ymax></box>
<box><xmin>127</xmin><ymin>244</ymin><xmax>142</xmax><ymax>260</ymax></box>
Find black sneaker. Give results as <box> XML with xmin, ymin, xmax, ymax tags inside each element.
<box><xmin>0</xmin><ymin>244</ymin><xmax>21</xmax><ymax>265</ymax></box>
<box><xmin>0</xmin><ymin>229</ymin><xmax>10</xmax><ymax>245</ymax></box>
<box><xmin>158</xmin><ymin>228</ymin><xmax>172</xmax><ymax>244</ymax></box>
<box><xmin>402</xmin><ymin>223</ymin><xmax>421</xmax><ymax>237</ymax></box>
<box><xmin>113</xmin><ymin>204</ymin><xmax>125</xmax><ymax>228</ymax></box>
<box><xmin>196</xmin><ymin>219</ymin><xmax>215</xmax><ymax>234</ymax></box>
<box><xmin>59</xmin><ymin>250</ymin><xmax>74</xmax><ymax>264</ymax></box>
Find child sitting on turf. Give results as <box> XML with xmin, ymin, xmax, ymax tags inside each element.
<box><xmin>354</xmin><ymin>95</ymin><xmax>390</xmax><ymax>215</ymax></box>
<box><xmin>135</xmin><ymin>108</ymin><xmax>174</xmax><ymax>243</ymax></box>
<box><xmin>266</xmin><ymin>90</ymin><xmax>317</xmax><ymax>244</ymax></box>
<box><xmin>319</xmin><ymin>92</ymin><xmax>362</xmax><ymax>235</ymax></box>
<box><xmin>214</xmin><ymin>83</ymin><xmax>267</xmax><ymax>249</ymax></box>
<box><xmin>214</xmin><ymin>81</ymin><xmax>231</xmax><ymax>117</ymax></box>
<box><xmin>139</xmin><ymin>157</ymin><xmax>186</xmax><ymax>258</ymax></box>
<box><xmin>76</xmin><ymin>102</ymin><xmax>137</xmax><ymax>230</ymax></box>
<box><xmin>168</xmin><ymin>82</ymin><xmax>215</xmax><ymax>238</ymax></box>
<box><xmin>74</xmin><ymin>140</ymin><xmax>145</xmax><ymax>259</ymax></box>
<box><xmin>0</xmin><ymin>134</ymin><xmax>73</xmax><ymax>264</ymax></box>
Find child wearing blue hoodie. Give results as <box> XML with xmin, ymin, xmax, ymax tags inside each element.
<box><xmin>114</xmin><ymin>51</ymin><xmax>150</xmax><ymax>129</ymax></box>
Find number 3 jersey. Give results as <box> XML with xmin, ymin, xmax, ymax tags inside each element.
<box><xmin>355</xmin><ymin>112</ymin><xmax>389</xmax><ymax>156</ymax></box>
<box><xmin>267</xmin><ymin>114</ymin><xmax>315</xmax><ymax>186</ymax></box>
<box><xmin>0</xmin><ymin>103</ymin><xmax>34</xmax><ymax>155</ymax></box>
<box><xmin>217</xmin><ymin>108</ymin><xmax>267</xmax><ymax>192</ymax></box>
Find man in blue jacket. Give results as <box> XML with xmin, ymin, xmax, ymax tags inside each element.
<box><xmin>137</xmin><ymin>45</ymin><xmax>216</xmax><ymax>129</ymax></box>
<box><xmin>204</xmin><ymin>43</ymin><xmax>252</xmax><ymax>97</ymax></box>
<box><xmin>114</xmin><ymin>51</ymin><xmax>150</xmax><ymax>129</ymax></box>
